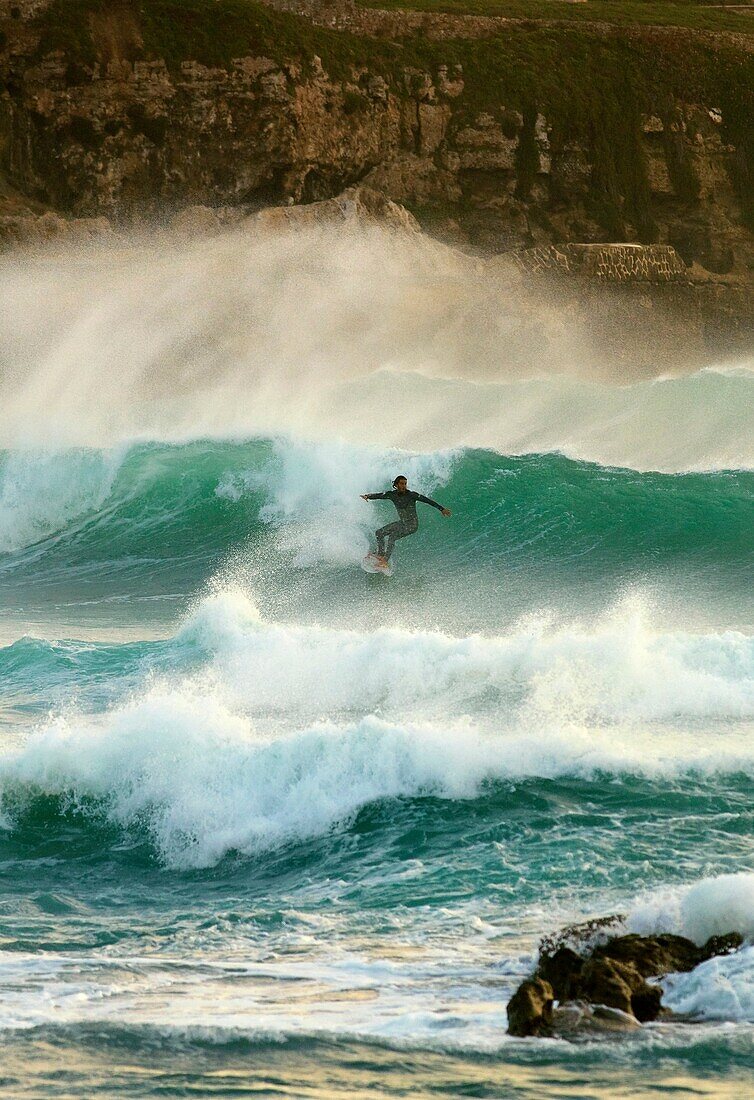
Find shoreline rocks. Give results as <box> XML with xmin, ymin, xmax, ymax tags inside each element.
<box><xmin>507</xmin><ymin>917</ymin><xmax>745</xmax><ymax>1038</ymax></box>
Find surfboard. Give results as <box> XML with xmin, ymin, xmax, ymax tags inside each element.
<box><xmin>362</xmin><ymin>553</ymin><xmax>393</xmax><ymax>577</ymax></box>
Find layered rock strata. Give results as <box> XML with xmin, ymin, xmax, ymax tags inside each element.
<box><xmin>1</xmin><ymin>1</ymin><xmax>753</xmax><ymax>353</ymax></box>
<box><xmin>0</xmin><ymin>2</ymin><xmax>750</xmax><ymax>268</ymax></box>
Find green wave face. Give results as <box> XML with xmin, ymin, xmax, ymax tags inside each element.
<box><xmin>0</xmin><ymin>440</ymin><xmax>751</xmax><ymax>629</ymax></box>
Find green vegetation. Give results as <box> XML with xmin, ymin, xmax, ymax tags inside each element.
<box><xmin>358</xmin><ymin>0</ymin><xmax>754</xmax><ymax>36</ymax></box>
<box><xmin>343</xmin><ymin>88</ymin><xmax>368</xmax><ymax>112</ymax></box>
<box><xmin>33</xmin><ymin>0</ymin><xmax>392</xmax><ymax>76</ymax></box>
<box><xmin>29</xmin><ymin>1</ymin><xmax>754</xmax><ymax>234</ymax></box>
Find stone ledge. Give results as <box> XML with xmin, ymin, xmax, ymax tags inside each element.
<box><xmin>510</xmin><ymin>242</ymin><xmax>687</xmax><ymax>282</ymax></box>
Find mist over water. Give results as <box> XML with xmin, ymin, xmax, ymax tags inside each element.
<box><xmin>0</xmin><ymin>225</ymin><xmax>752</xmax><ymax>1097</ymax></box>
<box><xmin>1</xmin><ymin>224</ymin><xmax>752</xmax><ymax>468</ymax></box>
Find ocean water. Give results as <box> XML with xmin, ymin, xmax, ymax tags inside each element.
<box><xmin>0</xmin><ymin>225</ymin><xmax>752</xmax><ymax>1098</ymax></box>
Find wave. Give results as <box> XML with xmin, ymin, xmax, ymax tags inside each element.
<box><xmin>179</xmin><ymin>589</ymin><xmax>754</xmax><ymax>726</ymax></box>
<box><xmin>3</xmin><ymin>1023</ymin><xmax>754</xmax><ymax>1071</ymax></box>
<box><xmin>625</xmin><ymin>874</ymin><xmax>754</xmax><ymax>1024</ymax></box>
<box><xmin>1</xmin><ymin>590</ymin><xmax>752</xmax><ymax>868</ymax></box>
<box><xmin>0</xmin><ymin>225</ymin><xmax>752</xmax><ymax>471</ymax></box>
<box><xmin>0</xmin><ymin>706</ymin><xmax>750</xmax><ymax>871</ymax></box>
<box><xmin>662</xmin><ymin>946</ymin><xmax>754</xmax><ymax>1022</ymax></box>
<box><xmin>0</xmin><ymin>447</ymin><xmax>124</xmax><ymax>556</ymax></box>
<box><xmin>628</xmin><ymin>873</ymin><xmax>754</xmax><ymax>945</ymax></box>
<box><xmin>4</xmin><ymin>586</ymin><xmax>753</xmax><ymax>728</ymax></box>
<box><xmin>1</xmin><ymin>441</ymin><xmax>751</xmax><ymax>591</ymax></box>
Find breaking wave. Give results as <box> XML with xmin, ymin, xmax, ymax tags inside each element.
<box><xmin>1</xmin><ymin>590</ymin><xmax>752</xmax><ymax>869</ymax></box>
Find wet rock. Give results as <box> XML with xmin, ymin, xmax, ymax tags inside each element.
<box><xmin>594</xmin><ymin>933</ymin><xmax>695</xmax><ymax>977</ymax></box>
<box><xmin>506</xmin><ymin>977</ymin><xmax>554</xmax><ymax>1037</ymax></box>
<box><xmin>538</xmin><ymin>945</ymin><xmax>584</xmax><ymax>999</ymax></box>
<box><xmin>538</xmin><ymin>914</ymin><xmax>626</xmax><ymax>959</ymax></box>
<box><xmin>553</xmin><ymin>1001</ymin><xmax>642</xmax><ymax>1037</ymax></box>
<box><xmin>579</xmin><ymin>957</ymin><xmax>643</xmax><ymax>1018</ymax></box>
<box><xmin>702</xmin><ymin>932</ymin><xmax>744</xmax><ymax>958</ymax></box>
<box><xmin>508</xmin><ymin>919</ymin><xmax>746</xmax><ymax>1038</ymax></box>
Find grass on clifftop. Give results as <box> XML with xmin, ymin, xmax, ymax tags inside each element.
<box><xmin>33</xmin><ymin>0</ymin><xmax>391</xmax><ymax>75</ymax></box>
<box><xmin>357</xmin><ymin>0</ymin><xmax>754</xmax><ymax>36</ymax></box>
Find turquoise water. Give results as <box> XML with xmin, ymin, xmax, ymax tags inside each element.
<box><xmin>0</xmin><ymin>230</ymin><xmax>752</xmax><ymax>1097</ymax></box>
<box><xmin>0</xmin><ymin>432</ymin><xmax>752</xmax><ymax>1098</ymax></box>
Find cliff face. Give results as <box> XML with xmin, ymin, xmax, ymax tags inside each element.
<box><xmin>0</xmin><ymin>1</ymin><xmax>400</xmax><ymax>217</ymax></box>
<box><xmin>1</xmin><ymin>0</ymin><xmax>753</xmax><ymax>289</ymax></box>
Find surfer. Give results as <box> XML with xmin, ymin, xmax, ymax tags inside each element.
<box><xmin>361</xmin><ymin>475</ymin><xmax>451</xmax><ymax>565</ymax></box>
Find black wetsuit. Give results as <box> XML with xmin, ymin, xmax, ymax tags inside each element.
<box><xmin>363</xmin><ymin>489</ymin><xmax>445</xmax><ymax>561</ymax></box>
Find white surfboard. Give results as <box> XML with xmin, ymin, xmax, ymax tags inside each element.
<box><xmin>361</xmin><ymin>552</ymin><xmax>394</xmax><ymax>577</ymax></box>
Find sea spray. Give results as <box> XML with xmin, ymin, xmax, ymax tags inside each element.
<box><xmin>1</xmin><ymin>228</ymin><xmax>752</xmax><ymax>470</ymax></box>
<box><xmin>219</xmin><ymin>439</ymin><xmax>458</xmax><ymax>567</ymax></box>
<box><xmin>629</xmin><ymin>873</ymin><xmax>754</xmax><ymax>944</ymax></box>
<box><xmin>177</xmin><ymin>589</ymin><xmax>754</xmax><ymax>727</ymax></box>
<box><xmin>0</xmin><ymin>443</ymin><xmax>750</xmax><ymax>602</ymax></box>
<box><xmin>0</xmin><ymin>225</ymin><xmax>752</xmax><ymax>1090</ymax></box>
<box><xmin>0</xmin><ymin>702</ymin><xmax>500</xmax><ymax>868</ymax></box>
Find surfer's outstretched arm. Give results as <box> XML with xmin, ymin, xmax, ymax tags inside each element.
<box><xmin>361</xmin><ymin>492</ymin><xmax>387</xmax><ymax>501</ymax></box>
<box><xmin>416</xmin><ymin>493</ymin><xmax>452</xmax><ymax>517</ymax></box>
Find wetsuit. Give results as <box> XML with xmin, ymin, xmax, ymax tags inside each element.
<box><xmin>363</xmin><ymin>489</ymin><xmax>445</xmax><ymax>561</ymax></box>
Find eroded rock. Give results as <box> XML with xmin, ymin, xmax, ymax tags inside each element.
<box><xmin>506</xmin><ymin>977</ymin><xmax>554</xmax><ymax>1037</ymax></box>
<box><xmin>250</xmin><ymin>184</ymin><xmax>420</xmax><ymax>234</ymax></box>
<box><xmin>0</xmin><ymin>211</ymin><xmax>116</xmax><ymax>250</ymax></box>
<box><xmin>508</xmin><ymin>918</ymin><xmax>745</xmax><ymax>1038</ymax></box>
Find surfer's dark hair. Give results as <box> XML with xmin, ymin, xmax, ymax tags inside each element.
<box><xmin>392</xmin><ymin>475</ymin><xmax>408</xmax><ymax>486</ymax></box>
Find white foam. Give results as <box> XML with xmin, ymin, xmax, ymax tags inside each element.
<box><xmin>0</xmin><ymin>447</ymin><xmax>123</xmax><ymax>553</ymax></box>
<box><xmin>1</xmin><ymin>593</ymin><xmax>752</xmax><ymax>868</ymax></box>
<box><xmin>0</xmin><ymin>694</ymin><xmax>503</xmax><ymax>868</ymax></box>
<box><xmin>662</xmin><ymin>945</ymin><xmax>754</xmax><ymax>1021</ymax></box>
<box><xmin>682</xmin><ymin>876</ymin><xmax>754</xmax><ymax>944</ymax></box>
<box><xmin>0</xmin><ymin>689</ymin><xmax>714</xmax><ymax>869</ymax></box>
<box><xmin>217</xmin><ymin>438</ymin><xmax>456</xmax><ymax>566</ymax></box>
<box><xmin>628</xmin><ymin>873</ymin><xmax>754</xmax><ymax>944</ymax></box>
<box><xmin>618</xmin><ymin>874</ymin><xmax>754</xmax><ymax>1025</ymax></box>
<box><xmin>179</xmin><ymin>589</ymin><xmax>754</xmax><ymax>728</ymax></box>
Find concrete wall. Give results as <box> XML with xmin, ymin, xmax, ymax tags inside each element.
<box><xmin>512</xmin><ymin>243</ymin><xmax>687</xmax><ymax>282</ymax></box>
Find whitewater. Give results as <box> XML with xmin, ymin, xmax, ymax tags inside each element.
<box><xmin>0</xmin><ymin>223</ymin><xmax>752</xmax><ymax>1098</ymax></box>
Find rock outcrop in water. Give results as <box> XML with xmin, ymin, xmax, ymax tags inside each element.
<box><xmin>507</xmin><ymin>917</ymin><xmax>745</xmax><ymax>1037</ymax></box>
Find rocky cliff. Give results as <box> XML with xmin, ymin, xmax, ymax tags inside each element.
<box><xmin>1</xmin><ymin>0</ymin><xmax>753</xmax><ymax>347</ymax></box>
